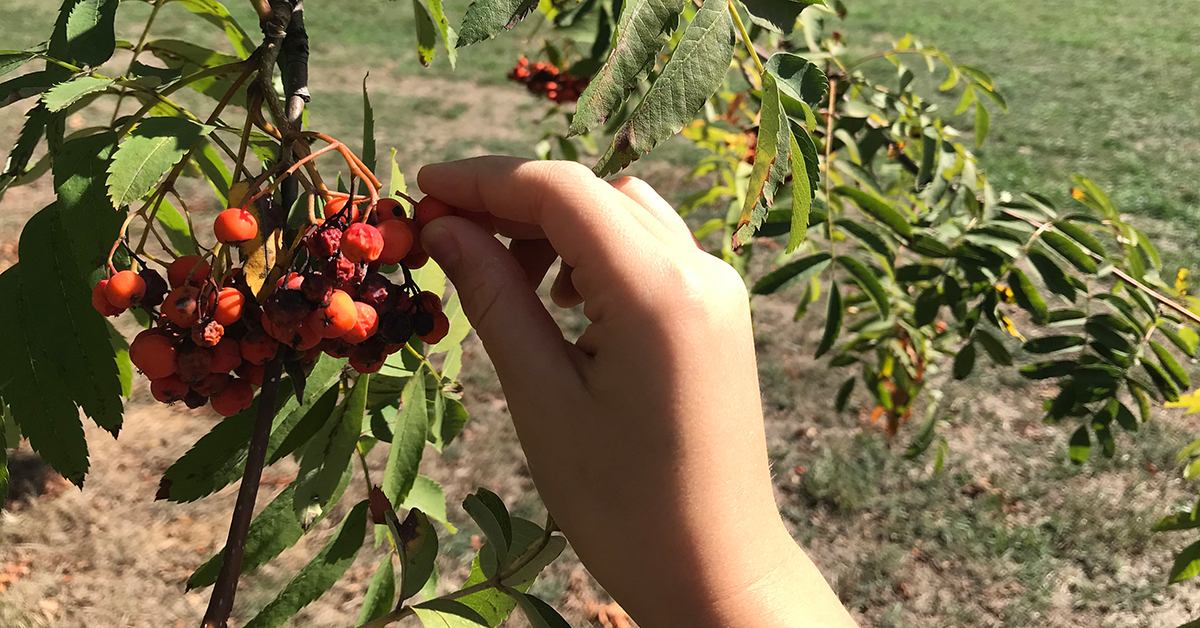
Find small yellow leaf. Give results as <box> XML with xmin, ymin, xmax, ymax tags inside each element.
<box><xmin>1071</xmin><ymin>187</ymin><xmax>1085</xmax><ymax>200</ymax></box>
<box><xmin>1177</xmin><ymin>268</ymin><xmax>1190</xmax><ymax>296</ymax></box>
<box><xmin>1001</xmin><ymin>315</ymin><xmax>1026</xmax><ymax>342</ymax></box>
<box><xmin>1166</xmin><ymin>390</ymin><xmax>1200</xmax><ymax>415</ymax></box>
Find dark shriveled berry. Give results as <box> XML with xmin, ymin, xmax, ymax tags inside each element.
<box><xmin>191</xmin><ymin>320</ymin><xmax>225</xmax><ymax>347</ymax></box>
<box><xmin>183</xmin><ymin>390</ymin><xmax>208</xmax><ymax>409</ymax></box>
<box><xmin>357</xmin><ymin>273</ymin><xmax>393</xmax><ymax>309</ymax></box>
<box><xmin>412</xmin><ymin>310</ymin><xmax>435</xmax><ymax>337</ymax></box>
<box><xmin>307</xmin><ymin>226</ymin><xmax>342</xmax><ymax>259</ymax></box>
<box><xmin>379</xmin><ymin>310</ymin><xmax>415</xmax><ymax>345</ymax></box>
<box><xmin>140</xmin><ymin>268</ymin><xmax>168</xmax><ymax>308</ymax></box>
<box><xmin>301</xmin><ymin>272</ymin><xmax>334</xmax><ymax>306</ymax></box>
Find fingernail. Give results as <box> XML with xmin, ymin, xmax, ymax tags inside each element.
<box><xmin>421</xmin><ymin>221</ymin><xmax>460</xmax><ymax>267</ymax></box>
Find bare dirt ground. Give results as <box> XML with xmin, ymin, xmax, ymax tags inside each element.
<box><xmin>2</xmin><ymin>81</ymin><xmax>1200</xmax><ymax>628</ymax></box>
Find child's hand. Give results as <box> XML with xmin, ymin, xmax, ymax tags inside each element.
<box><xmin>417</xmin><ymin>157</ymin><xmax>856</xmax><ymax>628</ymax></box>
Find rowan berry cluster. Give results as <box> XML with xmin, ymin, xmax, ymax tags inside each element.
<box><xmin>507</xmin><ymin>56</ymin><xmax>589</xmax><ymax>103</ymax></box>
<box><xmin>93</xmin><ymin>193</ymin><xmax>459</xmax><ymax>417</ymax></box>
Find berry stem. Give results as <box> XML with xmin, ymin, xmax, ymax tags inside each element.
<box><xmin>200</xmin><ymin>356</ymin><xmax>283</xmax><ymax>628</ymax></box>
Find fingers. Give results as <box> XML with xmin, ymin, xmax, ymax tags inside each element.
<box><xmin>508</xmin><ymin>238</ymin><xmax>559</xmax><ymax>287</ymax></box>
<box><xmin>551</xmin><ymin>263</ymin><xmax>583</xmax><ymax>308</ymax></box>
<box><xmin>608</xmin><ymin>177</ymin><xmax>694</xmax><ymax>247</ymax></box>
<box><xmin>420</xmin><ymin>216</ymin><xmax>582</xmax><ymax>393</ymax></box>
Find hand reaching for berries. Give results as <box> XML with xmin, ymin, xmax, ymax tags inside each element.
<box><xmin>416</xmin><ymin>157</ymin><xmax>859</xmax><ymax>628</ymax></box>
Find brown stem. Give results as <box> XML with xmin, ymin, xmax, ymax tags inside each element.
<box><xmin>200</xmin><ymin>356</ymin><xmax>284</xmax><ymax>628</ymax></box>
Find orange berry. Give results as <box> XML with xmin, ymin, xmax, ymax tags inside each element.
<box><xmin>414</xmin><ymin>196</ymin><xmax>454</xmax><ymax>227</ymax></box>
<box><xmin>168</xmin><ymin>255</ymin><xmax>210</xmax><ymax>288</ymax></box>
<box><xmin>306</xmin><ymin>289</ymin><xmax>357</xmax><ymax>338</ymax></box>
<box><xmin>163</xmin><ymin>286</ymin><xmax>201</xmax><ymax>327</ymax></box>
<box><xmin>214</xmin><ymin>208</ymin><xmax>258</xmax><ymax>243</ymax></box>
<box><xmin>105</xmin><ymin>270</ymin><xmax>146</xmax><ymax>308</ymax></box>
<box><xmin>92</xmin><ymin>280</ymin><xmax>124</xmax><ymax>316</ymax></box>
<box><xmin>376</xmin><ymin>219</ymin><xmax>414</xmax><ymax>265</ymax></box>
<box><xmin>340</xmin><ymin>302</ymin><xmax>379</xmax><ymax>344</ymax></box>
<box><xmin>341</xmin><ymin>223</ymin><xmax>384</xmax><ymax>263</ymax></box>
<box><xmin>419</xmin><ymin>311</ymin><xmax>451</xmax><ymax>344</ymax></box>
<box><xmin>150</xmin><ymin>376</ymin><xmax>189</xmax><ymax>404</ymax></box>
<box><xmin>214</xmin><ymin>287</ymin><xmax>245</xmax><ymax>325</ymax></box>
<box><xmin>240</xmin><ymin>331</ymin><xmax>279</xmax><ymax>365</ymax></box>
<box><xmin>130</xmin><ymin>331</ymin><xmax>177</xmax><ymax>379</ymax></box>
<box><xmin>324</xmin><ymin>197</ymin><xmax>360</xmax><ymax>222</ymax></box>
<box><xmin>279</xmin><ymin>320</ymin><xmax>322</xmax><ymax>351</ymax></box>
<box><xmin>210</xmin><ymin>378</ymin><xmax>254</xmax><ymax>417</ymax></box>
<box><xmin>210</xmin><ymin>337</ymin><xmax>242</xmax><ymax>373</ymax></box>
<box><xmin>375</xmin><ymin>198</ymin><xmax>406</xmax><ymax>222</ymax></box>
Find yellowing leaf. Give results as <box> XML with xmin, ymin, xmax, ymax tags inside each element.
<box><xmin>1001</xmin><ymin>315</ymin><xmax>1026</xmax><ymax>342</ymax></box>
<box><xmin>1166</xmin><ymin>390</ymin><xmax>1200</xmax><ymax>415</ymax></box>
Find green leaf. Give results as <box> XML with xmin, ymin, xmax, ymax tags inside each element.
<box><xmin>836</xmin><ymin>256</ymin><xmax>889</xmax><ymax>314</ymax></box>
<box><xmin>187</xmin><ymin>483</ymin><xmax>305</xmax><ymax>590</ymax></box>
<box><xmin>1114</xmin><ymin>401</ymin><xmax>1139</xmax><ymax>432</ymax></box>
<box><xmin>145</xmin><ymin>39</ymin><xmax>245</xmax><ymax>103</ymax></box>
<box><xmin>815</xmin><ymin>281</ymin><xmax>842</xmax><ymax>358</ymax></box>
<box><xmin>512</xmin><ymin>593</ymin><xmax>572</xmax><ymax>628</ymax></box>
<box><xmin>1028</xmin><ymin>249</ymin><xmax>1076</xmax><ymax>302</ymax></box>
<box><xmin>973</xmin><ymin>102</ymin><xmax>990</xmax><ymax>146</ymax></box>
<box><xmin>1154</xmin><ymin>506</ymin><xmax>1200</xmax><ymax>532</ymax></box>
<box><xmin>362</xmin><ymin>77</ymin><xmax>376</xmax><ymax>195</ymax></box>
<box><xmin>414</xmin><ymin>599</ymin><xmax>493</xmax><ymax>628</ymax></box>
<box><xmin>1041</xmin><ymin>231</ymin><xmax>1098</xmax><ymax>274</ymax></box>
<box><xmin>834</xmin><ymin>376</ymin><xmax>855</xmax><ymax>412</ymax></box>
<box><xmin>422</xmin><ymin>0</ymin><xmax>458</xmax><ymax>66</ymax></box>
<box><xmin>0</xmin><ymin>437</ymin><xmax>7</xmax><ymax>511</ymax></box>
<box><xmin>0</xmin><ymin>267</ymin><xmax>88</xmax><ymax>485</ymax></box>
<box><xmin>42</xmin><ymin>75</ymin><xmax>113</xmax><ymax>112</ymax></box>
<box><xmin>155</xmin><ymin>198</ymin><xmax>198</xmax><ymax>256</ymax></box>
<box><xmin>0</xmin><ymin>71</ymin><xmax>62</xmax><ymax>109</ymax></box>
<box><xmin>953</xmin><ymin>342</ymin><xmax>976</xmax><ymax>380</ymax></box>
<box><xmin>1022</xmin><ymin>335</ymin><xmax>1085</xmax><ymax>354</ymax></box>
<box><xmin>383</xmin><ymin>373</ymin><xmax>429</xmax><ymax>507</ymax></box>
<box><xmin>0</xmin><ymin>50</ymin><xmax>37</xmax><ymax>78</ymax></box>
<box><xmin>400</xmin><ymin>475</ymin><xmax>457</xmax><ymax>533</ymax></box>
<box><xmin>1054</xmin><ymin>220</ymin><xmax>1107</xmax><ymax>256</ymax></box>
<box><xmin>494</xmin><ymin>519</ymin><xmax>566</xmax><ymax>587</ymax></box>
<box><xmin>1068</xmin><ymin>425</ymin><xmax>1090</xmax><ymax>463</ymax></box>
<box><xmin>107</xmin><ymin>117</ymin><xmax>214</xmax><ymax>208</ymax></box>
<box><xmin>243</xmin><ymin>501</ymin><xmax>368</xmax><ymax>628</ymax></box>
<box><xmin>53</xmin><ymin>132</ymin><xmax>123</xmax><ymax>275</ymax></box>
<box><xmin>750</xmin><ymin>252</ymin><xmax>831</xmax><ymax>294</ymax></box>
<box><xmin>786</xmin><ymin>128</ymin><xmax>813</xmax><ymax>254</ymax></box>
<box><xmin>294</xmin><ymin>374</ymin><xmax>370</xmax><ymax>521</ymax></box>
<box><xmin>1143</xmin><ymin>360</ymin><xmax>1181</xmax><ymax>402</ymax></box>
<box><xmin>593</xmin><ymin>0</ymin><xmax>734</xmax><ymax>176</ymax></box>
<box><xmin>18</xmin><ymin>207</ymin><xmax>124</xmax><ymax>434</ymax></box>
<box><xmin>1171</xmin><ymin>540</ymin><xmax>1200</xmax><ymax>583</ymax></box>
<box><xmin>1162</xmin><ymin>325</ymin><xmax>1199</xmax><ymax>358</ymax></box>
<box><xmin>413</xmin><ymin>0</ymin><xmax>438</xmax><ymax>66</ymax></box>
<box><xmin>171</xmin><ymin>0</ymin><xmax>256</xmax><ymax>58</ymax></box>
<box><xmin>1093</xmin><ymin>421</ymin><xmax>1115</xmax><ymax>458</ymax></box>
<box><xmin>957</xmin><ymin>64</ymin><xmax>994</xmax><ymax>90</ymax></box>
<box><xmin>734</xmin><ymin>62</ymin><xmax>789</xmax><ymax>247</ymax></box>
<box><xmin>1151</xmin><ymin>341</ymin><xmax>1190</xmax><ymax>390</ymax></box>
<box><xmin>768</xmin><ymin>52</ymin><xmax>827</xmax><ymax>108</ymax></box>
<box><xmin>457</xmin><ymin>0</ymin><xmax>540</xmax><ymax>47</ymax></box>
<box><xmin>904</xmin><ymin>409</ymin><xmax>939</xmax><ymax>458</ymax></box>
<box><xmin>975</xmin><ymin>328</ymin><xmax>1012</xmax><ymax>366</ymax></box>
<box><xmin>569</xmin><ymin>0</ymin><xmax>687</xmax><ymax>136</ymax></box>
<box><xmin>0</xmin><ymin>104</ymin><xmax>51</xmax><ymax>194</ymax></box>
<box><xmin>833</xmin><ymin>186</ymin><xmax>913</xmax><ymax>238</ymax></box>
<box><xmin>64</xmin><ymin>0</ymin><xmax>119</xmax><ymax>66</ymax></box>
<box><xmin>1008</xmin><ymin>268</ymin><xmax>1049</xmax><ymax>324</ymax></box>
<box><xmin>398</xmin><ymin>509</ymin><xmax>440</xmax><ymax>601</ymax></box>
<box><xmin>429</xmin><ymin>390</ymin><xmax>469</xmax><ymax>452</ymax></box>
<box><xmin>739</xmin><ymin>0</ymin><xmax>816</xmax><ymax>35</ymax></box>
<box><xmin>159</xmin><ymin>357</ymin><xmax>345</xmax><ymax>502</ymax></box>
<box><xmin>463</xmin><ymin>488</ymin><xmax>514</xmax><ymax>566</ymax></box>
<box><xmin>358</xmin><ymin>558</ymin><xmax>396</xmax><ymax>625</ymax></box>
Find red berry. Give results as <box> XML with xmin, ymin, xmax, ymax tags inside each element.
<box><xmin>376</xmin><ymin>219</ymin><xmax>415</xmax><ymax>265</ymax></box>
<box><xmin>416</xmin><ymin>291</ymin><xmax>443</xmax><ymax>314</ymax></box>
<box><xmin>419</xmin><ymin>311</ymin><xmax>451</xmax><ymax>344</ymax></box>
<box><xmin>192</xmin><ymin>372</ymin><xmax>231</xmax><ymax>397</ymax></box>
<box><xmin>321</xmin><ymin>338</ymin><xmax>355</xmax><ymax>358</ymax></box>
<box><xmin>414</xmin><ymin>196</ymin><xmax>454</xmax><ymax>227</ymax></box>
<box><xmin>236</xmin><ymin>361</ymin><xmax>265</xmax><ymax>387</ymax></box>
<box><xmin>150</xmin><ymin>376</ymin><xmax>189</xmax><ymax>404</ymax></box>
<box><xmin>301</xmin><ymin>273</ymin><xmax>334</xmax><ymax>306</ymax></box>
<box><xmin>307</xmin><ymin>227</ymin><xmax>343</xmax><ymax>259</ymax></box>
<box><xmin>240</xmin><ymin>331</ymin><xmax>279</xmax><ymax>365</ymax></box>
<box><xmin>375</xmin><ymin>198</ymin><xmax>406</xmax><ymax>222</ymax></box>
<box><xmin>210</xmin><ymin>337</ymin><xmax>242</xmax><ymax>373</ymax></box>
<box><xmin>130</xmin><ymin>330</ymin><xmax>177</xmax><ymax>379</ymax></box>
<box><xmin>324</xmin><ymin>197</ymin><xmax>360</xmax><ymax>222</ymax></box>
<box><xmin>176</xmin><ymin>346</ymin><xmax>214</xmax><ymax>384</ymax></box>
<box><xmin>211</xmin><ymin>378</ymin><xmax>254</xmax><ymax>417</ymax></box>
<box><xmin>279</xmin><ymin>320</ymin><xmax>322</xmax><ymax>351</ymax></box>
<box><xmin>349</xmin><ymin>341</ymin><xmax>386</xmax><ymax>374</ymax></box>
<box><xmin>92</xmin><ymin>280</ymin><xmax>124</xmax><ymax>316</ymax></box>
<box><xmin>214</xmin><ymin>208</ymin><xmax>258</xmax><ymax>243</ymax></box>
<box><xmin>341</xmin><ymin>223</ymin><xmax>384</xmax><ymax>263</ymax></box>
<box><xmin>168</xmin><ymin>255</ymin><xmax>210</xmax><ymax>288</ymax></box>
<box><xmin>341</xmin><ymin>302</ymin><xmax>379</xmax><ymax>344</ymax></box>
<box><xmin>163</xmin><ymin>286</ymin><xmax>201</xmax><ymax>327</ymax></box>
<box><xmin>215</xmin><ymin>288</ymin><xmax>244</xmax><ymax>326</ymax></box>
<box><xmin>306</xmin><ymin>289</ymin><xmax>358</xmax><ymax>338</ymax></box>
<box><xmin>106</xmin><ymin>270</ymin><xmax>146</xmax><ymax>308</ymax></box>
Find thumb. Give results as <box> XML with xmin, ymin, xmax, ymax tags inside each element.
<box><xmin>420</xmin><ymin>217</ymin><xmax>580</xmax><ymax>392</ymax></box>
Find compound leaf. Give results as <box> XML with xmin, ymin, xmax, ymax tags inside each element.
<box><xmin>457</xmin><ymin>0</ymin><xmax>540</xmax><ymax>47</ymax></box>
